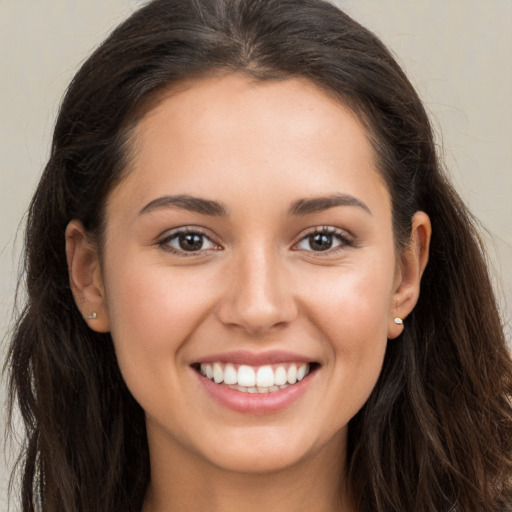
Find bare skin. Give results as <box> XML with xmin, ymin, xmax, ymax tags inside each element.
<box><xmin>66</xmin><ymin>74</ymin><xmax>430</xmax><ymax>512</ymax></box>
<box><xmin>142</xmin><ymin>428</ymin><xmax>349</xmax><ymax>512</ymax></box>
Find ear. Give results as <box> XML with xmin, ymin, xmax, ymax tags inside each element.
<box><xmin>65</xmin><ymin>220</ymin><xmax>110</xmax><ymax>332</ymax></box>
<box><xmin>388</xmin><ymin>211</ymin><xmax>431</xmax><ymax>339</ymax></box>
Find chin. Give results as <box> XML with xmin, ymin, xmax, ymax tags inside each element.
<box><xmin>206</xmin><ymin>445</ymin><xmax>309</xmax><ymax>475</ymax></box>
<box><xmin>194</xmin><ymin>425</ymin><xmax>344</xmax><ymax>476</ymax></box>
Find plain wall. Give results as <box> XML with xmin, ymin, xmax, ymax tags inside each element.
<box><xmin>1</xmin><ymin>1</ymin><xmax>511</xmax><ymax>509</ymax></box>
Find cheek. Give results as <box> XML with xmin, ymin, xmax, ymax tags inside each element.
<box><xmin>101</xmin><ymin>255</ymin><xmax>218</xmax><ymax>400</ymax></box>
<box><xmin>300</xmin><ymin>257</ymin><xmax>394</xmax><ymax>416</ymax></box>
<box><xmin>105</xmin><ymin>256</ymin><xmax>215</xmax><ymax>338</ymax></box>
<box><xmin>305</xmin><ymin>261</ymin><xmax>395</xmax><ymax>348</ymax></box>
<box><xmin>317</xmin><ymin>277</ymin><xmax>390</xmax><ymax>375</ymax></box>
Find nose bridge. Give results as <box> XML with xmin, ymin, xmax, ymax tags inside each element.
<box><xmin>217</xmin><ymin>241</ymin><xmax>296</xmax><ymax>334</ymax></box>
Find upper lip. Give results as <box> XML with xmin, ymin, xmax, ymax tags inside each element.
<box><xmin>192</xmin><ymin>350</ymin><xmax>316</xmax><ymax>367</ymax></box>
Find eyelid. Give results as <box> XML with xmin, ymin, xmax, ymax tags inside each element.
<box><xmin>292</xmin><ymin>226</ymin><xmax>355</xmax><ymax>254</ymax></box>
<box><xmin>155</xmin><ymin>225</ymin><xmax>354</xmax><ymax>256</ymax></box>
<box><xmin>157</xmin><ymin>226</ymin><xmax>222</xmax><ymax>255</ymax></box>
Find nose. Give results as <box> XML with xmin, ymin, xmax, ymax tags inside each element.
<box><xmin>216</xmin><ymin>246</ymin><xmax>298</xmax><ymax>336</ymax></box>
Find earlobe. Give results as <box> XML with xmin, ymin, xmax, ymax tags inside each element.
<box><xmin>388</xmin><ymin>211</ymin><xmax>431</xmax><ymax>339</ymax></box>
<box><xmin>65</xmin><ymin>220</ymin><xmax>110</xmax><ymax>333</ymax></box>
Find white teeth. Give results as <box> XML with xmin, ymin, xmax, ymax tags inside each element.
<box><xmin>223</xmin><ymin>363</ymin><xmax>237</xmax><ymax>385</ymax></box>
<box><xmin>274</xmin><ymin>366</ymin><xmax>287</xmax><ymax>386</ymax></box>
<box><xmin>213</xmin><ymin>362</ymin><xmax>224</xmax><ymax>383</ymax></box>
<box><xmin>256</xmin><ymin>365</ymin><xmax>274</xmax><ymax>387</ymax></box>
<box><xmin>297</xmin><ymin>364</ymin><xmax>307</xmax><ymax>381</ymax></box>
<box><xmin>198</xmin><ymin>362</ymin><xmax>313</xmax><ymax>392</ymax></box>
<box><xmin>238</xmin><ymin>365</ymin><xmax>256</xmax><ymax>387</ymax></box>
<box><xmin>287</xmin><ymin>365</ymin><xmax>297</xmax><ymax>384</ymax></box>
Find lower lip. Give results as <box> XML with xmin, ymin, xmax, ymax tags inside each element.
<box><xmin>195</xmin><ymin>369</ymin><xmax>316</xmax><ymax>414</ymax></box>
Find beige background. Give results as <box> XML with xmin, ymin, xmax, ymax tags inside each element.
<box><xmin>1</xmin><ymin>1</ymin><xmax>511</xmax><ymax>509</ymax></box>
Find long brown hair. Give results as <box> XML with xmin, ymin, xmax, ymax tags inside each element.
<box><xmin>6</xmin><ymin>1</ymin><xmax>511</xmax><ymax>511</ymax></box>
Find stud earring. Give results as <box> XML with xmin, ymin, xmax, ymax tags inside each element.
<box><xmin>88</xmin><ymin>312</ymin><xmax>98</xmax><ymax>320</ymax></box>
<box><xmin>393</xmin><ymin>317</ymin><xmax>403</xmax><ymax>325</ymax></box>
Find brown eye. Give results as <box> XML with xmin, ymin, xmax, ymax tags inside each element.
<box><xmin>161</xmin><ymin>230</ymin><xmax>218</xmax><ymax>254</ymax></box>
<box><xmin>295</xmin><ymin>227</ymin><xmax>351</xmax><ymax>253</ymax></box>
<box><xmin>178</xmin><ymin>233</ymin><xmax>205</xmax><ymax>251</ymax></box>
<box><xmin>308</xmin><ymin>233</ymin><xmax>333</xmax><ymax>251</ymax></box>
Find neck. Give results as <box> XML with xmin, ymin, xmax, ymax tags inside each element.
<box><xmin>142</xmin><ymin>428</ymin><xmax>355</xmax><ymax>512</ymax></box>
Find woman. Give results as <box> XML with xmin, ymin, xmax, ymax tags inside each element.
<box><xmin>6</xmin><ymin>0</ymin><xmax>511</xmax><ymax>511</ymax></box>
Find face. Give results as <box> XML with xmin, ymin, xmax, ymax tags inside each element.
<box><xmin>70</xmin><ymin>74</ymin><xmax>424</xmax><ymax>475</ymax></box>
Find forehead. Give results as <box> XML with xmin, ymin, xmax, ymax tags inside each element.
<box><xmin>132</xmin><ymin>73</ymin><xmax>370</xmax><ymax>156</ymax></box>
<box><xmin>109</xmin><ymin>73</ymin><xmax>389</xmax><ymax>218</ymax></box>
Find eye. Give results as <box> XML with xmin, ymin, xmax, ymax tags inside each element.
<box><xmin>159</xmin><ymin>229</ymin><xmax>219</xmax><ymax>255</ymax></box>
<box><xmin>295</xmin><ymin>227</ymin><xmax>351</xmax><ymax>253</ymax></box>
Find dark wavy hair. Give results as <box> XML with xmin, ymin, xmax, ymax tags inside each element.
<box><xmin>6</xmin><ymin>0</ymin><xmax>511</xmax><ymax>511</ymax></box>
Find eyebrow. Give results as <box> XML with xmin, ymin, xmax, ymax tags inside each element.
<box><xmin>139</xmin><ymin>192</ymin><xmax>371</xmax><ymax>217</ymax></box>
<box><xmin>139</xmin><ymin>194</ymin><xmax>228</xmax><ymax>216</ymax></box>
<box><xmin>289</xmin><ymin>193</ymin><xmax>372</xmax><ymax>216</ymax></box>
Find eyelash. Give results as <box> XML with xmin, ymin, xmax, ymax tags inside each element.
<box><xmin>293</xmin><ymin>226</ymin><xmax>354</xmax><ymax>255</ymax></box>
<box><xmin>157</xmin><ymin>226</ymin><xmax>354</xmax><ymax>256</ymax></box>
<box><xmin>158</xmin><ymin>227</ymin><xmax>220</xmax><ymax>257</ymax></box>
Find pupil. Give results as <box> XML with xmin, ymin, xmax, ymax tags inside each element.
<box><xmin>310</xmin><ymin>233</ymin><xmax>332</xmax><ymax>251</ymax></box>
<box><xmin>179</xmin><ymin>233</ymin><xmax>203</xmax><ymax>251</ymax></box>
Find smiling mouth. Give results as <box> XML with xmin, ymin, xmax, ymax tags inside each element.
<box><xmin>191</xmin><ymin>362</ymin><xmax>319</xmax><ymax>394</ymax></box>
